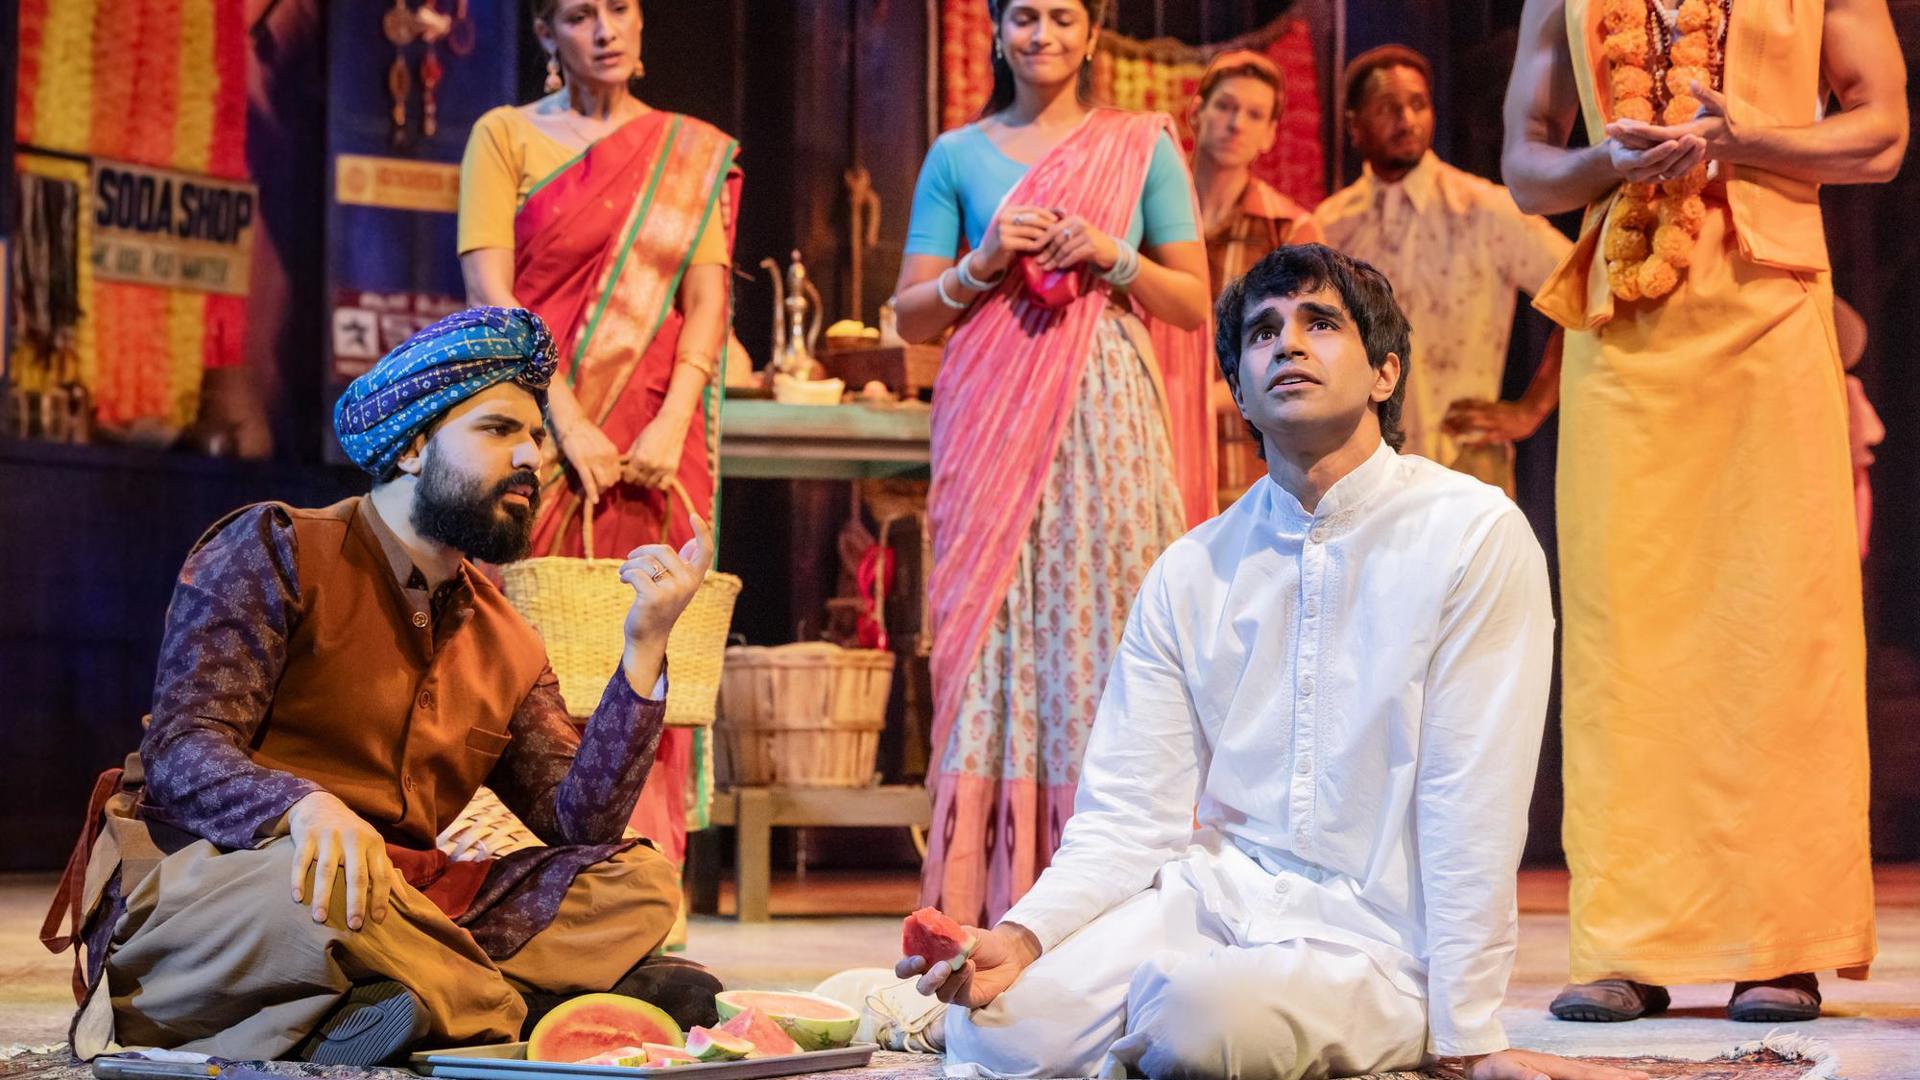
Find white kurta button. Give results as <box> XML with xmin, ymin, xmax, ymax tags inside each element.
<box><xmin>1309</xmin><ymin>527</ymin><xmax>1328</xmax><ymax>543</ymax></box>
<box><xmin>1296</xmin><ymin>757</ymin><xmax>1311</xmax><ymax>775</ymax></box>
<box><xmin>1300</xmin><ymin>675</ymin><xmax>1315</xmax><ymax>695</ymax></box>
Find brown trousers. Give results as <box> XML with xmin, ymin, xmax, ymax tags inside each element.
<box><xmin>77</xmin><ymin>835</ymin><xmax>679</xmax><ymax>1060</ymax></box>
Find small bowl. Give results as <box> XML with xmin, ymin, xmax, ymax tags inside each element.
<box><xmin>772</xmin><ymin>375</ymin><xmax>846</xmax><ymax>406</ymax></box>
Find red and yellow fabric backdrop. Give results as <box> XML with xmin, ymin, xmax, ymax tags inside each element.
<box><xmin>14</xmin><ymin>0</ymin><xmax>249</xmax><ymax>434</ymax></box>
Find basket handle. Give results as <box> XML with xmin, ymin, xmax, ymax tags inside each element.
<box><xmin>563</xmin><ymin>478</ymin><xmax>697</xmax><ymax>560</ymax></box>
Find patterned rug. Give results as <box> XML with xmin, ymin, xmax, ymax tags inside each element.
<box><xmin>0</xmin><ymin>1037</ymin><xmax>1842</xmax><ymax>1080</ymax></box>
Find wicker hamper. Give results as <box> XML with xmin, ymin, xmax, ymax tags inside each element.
<box><xmin>716</xmin><ymin>642</ymin><xmax>895</xmax><ymax>787</ymax></box>
<box><xmin>500</xmin><ymin>482</ymin><xmax>742</xmax><ymax>727</ymax></box>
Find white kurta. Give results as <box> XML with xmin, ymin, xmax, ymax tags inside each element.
<box><xmin>952</xmin><ymin>443</ymin><xmax>1554</xmax><ymax>1077</ymax></box>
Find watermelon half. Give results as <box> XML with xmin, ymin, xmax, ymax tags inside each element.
<box><xmin>902</xmin><ymin>907</ymin><xmax>976</xmax><ymax>967</ymax></box>
<box><xmin>713</xmin><ymin>1006</ymin><xmax>801</xmax><ymax>1057</ymax></box>
<box><xmin>713</xmin><ymin>990</ymin><xmax>860</xmax><ymax>1051</ymax></box>
<box><xmin>525</xmin><ymin>993</ymin><xmax>685</xmax><ymax>1063</ymax></box>
<box><xmin>572</xmin><ymin>1046</ymin><xmax>650</xmax><ymax>1067</ymax></box>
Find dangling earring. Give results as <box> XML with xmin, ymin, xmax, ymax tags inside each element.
<box><xmin>993</xmin><ymin>37</ymin><xmax>1003</xmax><ymax>60</ymax></box>
<box><xmin>633</xmin><ymin>58</ymin><xmax>645</xmax><ymax>80</ymax></box>
<box><xmin>544</xmin><ymin>52</ymin><xmax>562</xmax><ymax>93</ymax></box>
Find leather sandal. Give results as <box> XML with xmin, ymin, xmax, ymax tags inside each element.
<box><xmin>1729</xmin><ymin>972</ymin><xmax>1821</xmax><ymax>1022</ymax></box>
<box><xmin>1549</xmin><ymin>979</ymin><xmax>1672</xmax><ymax>1022</ymax></box>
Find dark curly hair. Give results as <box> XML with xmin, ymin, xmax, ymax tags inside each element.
<box><xmin>1213</xmin><ymin>244</ymin><xmax>1410</xmax><ymax>453</ymax></box>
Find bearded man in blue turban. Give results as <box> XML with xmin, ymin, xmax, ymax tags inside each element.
<box><xmin>50</xmin><ymin>309</ymin><xmax>723</xmax><ymax>1065</ymax></box>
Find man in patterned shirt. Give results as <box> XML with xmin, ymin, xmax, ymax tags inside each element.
<box><xmin>49</xmin><ymin>308</ymin><xmax>717</xmax><ymax>1065</ymax></box>
<box><xmin>1312</xmin><ymin>44</ymin><xmax>1570</xmax><ymax>494</ymax></box>
<box><xmin>1189</xmin><ymin>49</ymin><xmax>1324</xmax><ymax>505</ymax></box>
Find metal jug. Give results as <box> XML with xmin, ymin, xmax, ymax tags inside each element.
<box><xmin>761</xmin><ymin>249</ymin><xmax>824</xmax><ymax>377</ymax></box>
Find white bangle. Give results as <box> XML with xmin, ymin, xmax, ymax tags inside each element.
<box><xmin>956</xmin><ymin>250</ymin><xmax>1003</xmax><ymax>292</ymax></box>
<box><xmin>1102</xmin><ymin>240</ymin><xmax>1141</xmax><ymax>287</ymax></box>
<box><xmin>935</xmin><ymin>269</ymin><xmax>969</xmax><ymax>310</ymax></box>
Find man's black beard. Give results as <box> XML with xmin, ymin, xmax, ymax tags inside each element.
<box><xmin>411</xmin><ymin>451</ymin><xmax>540</xmax><ymax>564</ymax></box>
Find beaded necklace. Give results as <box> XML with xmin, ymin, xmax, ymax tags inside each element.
<box><xmin>1598</xmin><ymin>0</ymin><xmax>1733</xmax><ymax>301</ymax></box>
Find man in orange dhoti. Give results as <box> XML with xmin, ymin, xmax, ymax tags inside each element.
<box><xmin>1503</xmin><ymin>0</ymin><xmax>1907</xmax><ymax>1023</ymax></box>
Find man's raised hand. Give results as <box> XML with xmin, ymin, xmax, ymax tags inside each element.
<box><xmin>616</xmin><ymin>512</ymin><xmax>716</xmax><ymax>693</ymax></box>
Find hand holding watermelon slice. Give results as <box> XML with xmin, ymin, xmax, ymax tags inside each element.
<box><xmin>895</xmin><ymin>913</ymin><xmax>1042</xmax><ymax>1010</ymax></box>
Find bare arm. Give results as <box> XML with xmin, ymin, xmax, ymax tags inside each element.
<box><xmin>625</xmin><ymin>263</ymin><xmax>729</xmax><ymax>488</ymax></box>
<box><xmin>893</xmin><ymin>202</ymin><xmax>1060</xmax><ymax>344</ymax></box>
<box><xmin>1607</xmin><ymin>0</ymin><xmax>1908</xmax><ymax>185</ymax></box>
<box><xmin>1443</xmin><ymin>328</ymin><xmax>1563</xmax><ymax>444</ymax></box>
<box><xmin>1501</xmin><ymin>0</ymin><xmax>1707</xmax><ymax>214</ymax></box>
<box><xmin>1120</xmin><ymin>240</ymin><xmax>1210</xmax><ymax>331</ymax></box>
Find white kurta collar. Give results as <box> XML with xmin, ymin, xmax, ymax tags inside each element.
<box><xmin>1259</xmin><ymin>440</ymin><xmax>1399</xmax><ymax>531</ymax></box>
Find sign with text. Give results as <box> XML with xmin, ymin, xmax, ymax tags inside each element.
<box><xmin>90</xmin><ymin>160</ymin><xmax>258</xmax><ymax>296</ymax></box>
<box><xmin>335</xmin><ymin>154</ymin><xmax>462</xmax><ymax>214</ymax></box>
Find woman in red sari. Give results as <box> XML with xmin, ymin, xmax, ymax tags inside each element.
<box><xmin>895</xmin><ymin>0</ymin><xmax>1213</xmax><ymax>926</ymax></box>
<box><xmin>456</xmin><ymin>0</ymin><xmax>740</xmax><ymax>874</ymax></box>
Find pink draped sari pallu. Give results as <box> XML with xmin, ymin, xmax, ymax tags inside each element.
<box><xmin>924</xmin><ymin>109</ymin><xmax>1208</xmax><ymax>922</ymax></box>
<box><xmin>512</xmin><ymin>111</ymin><xmax>740</xmax><ymax>869</ymax></box>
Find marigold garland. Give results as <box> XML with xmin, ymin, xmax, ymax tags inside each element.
<box><xmin>1600</xmin><ymin>0</ymin><xmax>1729</xmax><ymax>301</ymax></box>
<box><xmin>12</xmin><ymin>0</ymin><xmax>247</xmax><ymax>433</ymax></box>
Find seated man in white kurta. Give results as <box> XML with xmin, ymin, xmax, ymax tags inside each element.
<box><xmin>900</xmin><ymin>246</ymin><xmax>1643</xmax><ymax>1080</ymax></box>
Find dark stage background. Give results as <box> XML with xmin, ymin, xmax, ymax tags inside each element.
<box><xmin>2</xmin><ymin>0</ymin><xmax>1915</xmax><ymax>872</ymax></box>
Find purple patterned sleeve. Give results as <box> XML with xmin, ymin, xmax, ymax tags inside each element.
<box><xmin>490</xmin><ymin>669</ymin><xmax>664</xmax><ymax>846</ymax></box>
<box><xmin>140</xmin><ymin>506</ymin><xmax>323</xmax><ymax>848</ymax></box>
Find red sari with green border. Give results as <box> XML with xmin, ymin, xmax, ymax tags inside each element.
<box><xmin>513</xmin><ymin>110</ymin><xmax>741</xmax><ymax>871</ymax></box>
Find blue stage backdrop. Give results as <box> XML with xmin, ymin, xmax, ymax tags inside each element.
<box><xmin>323</xmin><ymin>0</ymin><xmax>520</xmax><ymax>464</ymax></box>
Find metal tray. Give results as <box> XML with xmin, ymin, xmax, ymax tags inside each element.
<box><xmin>411</xmin><ymin>1043</ymin><xmax>879</xmax><ymax>1080</ymax></box>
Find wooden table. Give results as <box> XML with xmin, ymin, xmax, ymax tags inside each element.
<box><xmin>703</xmin><ymin>785</ymin><xmax>932</xmax><ymax>922</ymax></box>
<box><xmin>718</xmin><ymin>400</ymin><xmax>930</xmax><ymax>481</ymax></box>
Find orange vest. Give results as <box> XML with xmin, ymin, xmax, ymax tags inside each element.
<box><xmin>1537</xmin><ymin>0</ymin><xmax>1830</xmax><ymax>330</ymax></box>
<box><xmin>208</xmin><ymin>498</ymin><xmax>548</xmax><ymax>849</ymax></box>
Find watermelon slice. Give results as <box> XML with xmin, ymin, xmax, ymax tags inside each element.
<box><xmin>637</xmin><ymin>1043</ymin><xmax>701</xmax><ymax>1068</ymax></box>
<box><xmin>903</xmin><ymin>907</ymin><xmax>976</xmax><ymax>967</ymax></box>
<box><xmin>713</xmin><ymin>1005</ymin><xmax>802</xmax><ymax>1057</ymax></box>
<box><xmin>683</xmin><ymin>1026</ymin><xmax>753</xmax><ymax>1062</ymax></box>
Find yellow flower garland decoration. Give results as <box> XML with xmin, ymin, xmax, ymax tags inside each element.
<box><xmin>1599</xmin><ymin>0</ymin><xmax>1727</xmax><ymax>301</ymax></box>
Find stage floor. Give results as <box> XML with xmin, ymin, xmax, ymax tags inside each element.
<box><xmin>5</xmin><ymin>868</ymin><xmax>1917</xmax><ymax>1075</ymax></box>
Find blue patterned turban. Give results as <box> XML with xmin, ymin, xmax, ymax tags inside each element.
<box><xmin>333</xmin><ymin>306</ymin><xmax>559</xmax><ymax>477</ymax></box>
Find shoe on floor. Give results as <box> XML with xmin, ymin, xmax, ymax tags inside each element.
<box><xmin>1729</xmin><ymin>972</ymin><xmax>1821</xmax><ymax>1022</ymax></box>
<box><xmin>298</xmin><ymin>979</ymin><xmax>427</xmax><ymax>1065</ymax></box>
<box><xmin>1548</xmin><ymin>979</ymin><xmax>1671</xmax><ymax>1022</ymax></box>
<box><xmin>812</xmin><ymin>967</ymin><xmax>944</xmax><ymax>1054</ymax></box>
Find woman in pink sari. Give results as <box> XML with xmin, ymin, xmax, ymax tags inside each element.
<box><xmin>895</xmin><ymin>0</ymin><xmax>1213</xmax><ymax>926</ymax></box>
<box><xmin>456</xmin><ymin>0</ymin><xmax>740</xmax><ymax>875</ymax></box>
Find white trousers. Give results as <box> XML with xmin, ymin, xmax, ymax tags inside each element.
<box><xmin>945</xmin><ymin>863</ymin><xmax>1429</xmax><ymax>1080</ymax></box>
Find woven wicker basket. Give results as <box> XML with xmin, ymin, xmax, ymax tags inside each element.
<box><xmin>716</xmin><ymin>643</ymin><xmax>895</xmax><ymax>787</ymax></box>
<box><xmin>500</xmin><ymin>481</ymin><xmax>742</xmax><ymax>726</ymax></box>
